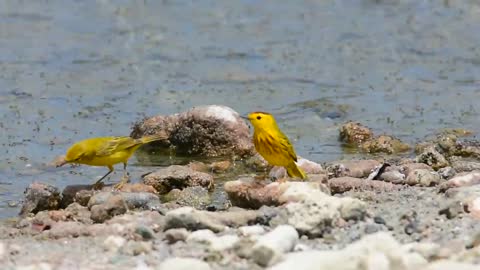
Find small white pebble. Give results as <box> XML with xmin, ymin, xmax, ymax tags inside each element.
<box><xmin>103</xmin><ymin>235</ymin><xmax>127</xmax><ymax>252</ymax></box>
<box><xmin>186</xmin><ymin>229</ymin><xmax>216</xmax><ymax>244</ymax></box>
<box><xmin>238</xmin><ymin>225</ymin><xmax>266</xmax><ymax>237</ymax></box>
<box><xmin>210</xmin><ymin>235</ymin><xmax>239</xmax><ymax>251</ymax></box>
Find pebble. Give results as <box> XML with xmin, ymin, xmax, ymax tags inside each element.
<box><xmin>164</xmin><ymin>228</ymin><xmax>190</xmax><ymax>244</ymax></box>
<box><xmin>250</xmin><ymin>225</ymin><xmax>299</xmax><ymax>267</ymax></box>
<box><xmin>103</xmin><ymin>235</ymin><xmax>127</xmax><ymax>252</ymax></box>
<box><xmin>157</xmin><ymin>258</ymin><xmax>211</xmax><ymax>270</ymax></box>
<box><xmin>238</xmin><ymin>225</ymin><xmax>266</xmax><ymax>237</ymax></box>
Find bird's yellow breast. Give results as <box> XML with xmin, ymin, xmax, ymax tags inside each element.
<box><xmin>253</xmin><ymin>131</ymin><xmax>293</xmax><ymax>167</ymax></box>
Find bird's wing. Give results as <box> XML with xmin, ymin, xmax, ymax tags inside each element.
<box><xmin>96</xmin><ymin>137</ymin><xmax>139</xmax><ymax>156</ymax></box>
<box><xmin>278</xmin><ymin>133</ymin><xmax>298</xmax><ymax>162</ymax></box>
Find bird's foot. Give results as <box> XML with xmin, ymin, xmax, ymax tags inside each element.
<box><xmin>91</xmin><ymin>182</ymin><xmax>105</xmax><ymax>190</ymax></box>
<box><xmin>276</xmin><ymin>177</ymin><xmax>289</xmax><ymax>183</ymax></box>
<box><xmin>114</xmin><ymin>174</ymin><xmax>131</xmax><ymax>190</ymax></box>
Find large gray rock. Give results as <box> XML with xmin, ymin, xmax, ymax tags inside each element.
<box><xmin>269</xmin><ymin>232</ymin><xmax>427</xmax><ymax>270</ymax></box>
<box><xmin>20</xmin><ymin>182</ymin><xmax>61</xmax><ymax>216</ymax></box>
<box><xmin>164</xmin><ymin>206</ymin><xmax>262</xmax><ymax>232</ymax></box>
<box><xmin>131</xmin><ymin>105</ymin><xmax>254</xmax><ymax>157</ymax></box>
<box><xmin>143</xmin><ymin>165</ymin><xmax>214</xmax><ymax>194</ymax></box>
<box><xmin>269</xmin><ymin>182</ymin><xmax>367</xmax><ymax>237</ymax></box>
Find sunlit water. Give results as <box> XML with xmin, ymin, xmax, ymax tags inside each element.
<box><xmin>1</xmin><ymin>0</ymin><xmax>480</xmax><ymax>218</ymax></box>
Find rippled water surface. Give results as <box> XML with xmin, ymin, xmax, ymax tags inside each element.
<box><xmin>1</xmin><ymin>0</ymin><xmax>480</xmax><ymax>218</ymax></box>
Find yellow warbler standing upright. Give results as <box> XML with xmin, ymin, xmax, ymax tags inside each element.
<box><xmin>245</xmin><ymin>112</ymin><xmax>307</xmax><ymax>180</ymax></box>
<box><xmin>57</xmin><ymin>134</ymin><xmax>167</xmax><ymax>189</ymax></box>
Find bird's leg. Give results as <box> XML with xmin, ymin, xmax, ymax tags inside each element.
<box><xmin>92</xmin><ymin>165</ymin><xmax>114</xmax><ymax>190</ymax></box>
<box><xmin>114</xmin><ymin>162</ymin><xmax>130</xmax><ymax>190</ymax></box>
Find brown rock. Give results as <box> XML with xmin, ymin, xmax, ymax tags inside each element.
<box><xmin>131</xmin><ymin>105</ymin><xmax>254</xmax><ymax>157</ymax></box>
<box><xmin>119</xmin><ymin>183</ymin><xmax>158</xmax><ymax>194</ymax></box>
<box><xmin>326</xmin><ymin>160</ymin><xmax>381</xmax><ymax>178</ymax></box>
<box><xmin>415</xmin><ymin>145</ymin><xmax>449</xmax><ymax>170</ymax></box>
<box><xmin>143</xmin><ymin>165</ymin><xmax>214</xmax><ymax>194</ymax></box>
<box><xmin>209</xmin><ymin>160</ymin><xmax>232</xmax><ymax>173</ymax></box>
<box><xmin>328</xmin><ymin>177</ymin><xmax>401</xmax><ymax>194</ymax></box>
<box><xmin>187</xmin><ymin>161</ymin><xmax>210</xmax><ymax>172</ymax></box>
<box><xmin>360</xmin><ymin>135</ymin><xmax>410</xmax><ymax>154</ymax></box>
<box><xmin>401</xmin><ymin>163</ymin><xmax>434</xmax><ymax>176</ymax></box>
<box><xmin>405</xmin><ymin>169</ymin><xmax>441</xmax><ymax>187</ymax></box>
<box><xmin>439</xmin><ymin>171</ymin><xmax>480</xmax><ymax>192</ymax></box>
<box><xmin>224</xmin><ymin>178</ymin><xmax>284</xmax><ymax>209</ymax></box>
<box><xmin>339</xmin><ymin>121</ymin><xmax>373</xmax><ymax>144</ymax></box>
<box><xmin>224</xmin><ymin>178</ymin><xmax>330</xmax><ymax>209</ymax></box>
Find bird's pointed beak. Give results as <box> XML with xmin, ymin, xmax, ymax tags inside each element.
<box><xmin>53</xmin><ymin>155</ymin><xmax>67</xmax><ymax>167</ymax></box>
<box><xmin>240</xmin><ymin>115</ymin><xmax>249</xmax><ymax>120</ymax></box>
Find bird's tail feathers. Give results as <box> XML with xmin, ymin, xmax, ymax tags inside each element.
<box><xmin>286</xmin><ymin>164</ymin><xmax>307</xmax><ymax>180</ymax></box>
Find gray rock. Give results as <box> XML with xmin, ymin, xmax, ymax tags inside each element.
<box><xmin>157</xmin><ymin>258</ymin><xmax>211</xmax><ymax>270</ymax></box>
<box><xmin>405</xmin><ymin>169</ymin><xmax>441</xmax><ymax>186</ymax></box>
<box><xmin>438</xmin><ymin>166</ymin><xmax>457</xmax><ymax>180</ymax></box>
<box><xmin>451</xmin><ymin>160</ymin><xmax>480</xmax><ymax>173</ymax></box>
<box><xmin>164</xmin><ymin>186</ymin><xmax>211</xmax><ymax>210</ymax></box>
<box><xmin>60</xmin><ymin>185</ymin><xmax>94</xmax><ymax>208</ymax></box>
<box><xmin>87</xmin><ymin>191</ymin><xmax>161</xmax><ymax>211</ymax></box>
<box><xmin>271</xmin><ymin>187</ymin><xmax>366</xmax><ymax>237</ymax></box>
<box><xmin>90</xmin><ymin>195</ymin><xmax>127</xmax><ymax>223</ymax></box>
<box><xmin>379</xmin><ymin>170</ymin><xmax>405</xmax><ymax>184</ymax></box>
<box><xmin>143</xmin><ymin>165</ymin><xmax>214</xmax><ymax>194</ymax></box>
<box><xmin>270</xmin><ymin>232</ymin><xmax>427</xmax><ymax>270</ymax></box>
<box><xmin>164</xmin><ymin>207</ymin><xmax>226</xmax><ymax>232</ymax></box>
<box><xmin>131</xmin><ymin>105</ymin><xmax>254</xmax><ymax>157</ymax></box>
<box><xmin>20</xmin><ymin>182</ymin><xmax>61</xmax><ymax>216</ymax></box>
<box><xmin>251</xmin><ymin>225</ymin><xmax>299</xmax><ymax>267</ymax></box>
<box><xmin>163</xmin><ymin>206</ymin><xmax>262</xmax><ymax>232</ymax></box>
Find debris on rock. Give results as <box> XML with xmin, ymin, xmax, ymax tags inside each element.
<box><xmin>143</xmin><ymin>165</ymin><xmax>214</xmax><ymax>194</ymax></box>
<box><xmin>131</xmin><ymin>105</ymin><xmax>254</xmax><ymax>157</ymax></box>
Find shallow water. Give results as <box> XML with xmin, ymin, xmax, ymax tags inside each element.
<box><xmin>1</xmin><ymin>0</ymin><xmax>480</xmax><ymax>218</ymax></box>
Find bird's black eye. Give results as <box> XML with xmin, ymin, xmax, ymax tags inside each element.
<box><xmin>256</xmin><ymin>116</ymin><xmax>262</xmax><ymax>120</ymax></box>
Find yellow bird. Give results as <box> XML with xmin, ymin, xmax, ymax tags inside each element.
<box><xmin>57</xmin><ymin>134</ymin><xmax>167</xmax><ymax>189</ymax></box>
<box><xmin>245</xmin><ymin>112</ymin><xmax>307</xmax><ymax>180</ymax></box>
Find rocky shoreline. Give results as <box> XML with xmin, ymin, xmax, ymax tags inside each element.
<box><xmin>2</xmin><ymin>106</ymin><xmax>480</xmax><ymax>270</ymax></box>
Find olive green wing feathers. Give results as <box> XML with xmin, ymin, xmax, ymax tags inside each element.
<box><xmin>95</xmin><ymin>137</ymin><xmax>141</xmax><ymax>156</ymax></box>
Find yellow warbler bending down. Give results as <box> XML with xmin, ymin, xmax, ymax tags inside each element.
<box><xmin>246</xmin><ymin>112</ymin><xmax>307</xmax><ymax>180</ymax></box>
<box><xmin>57</xmin><ymin>134</ymin><xmax>167</xmax><ymax>189</ymax></box>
